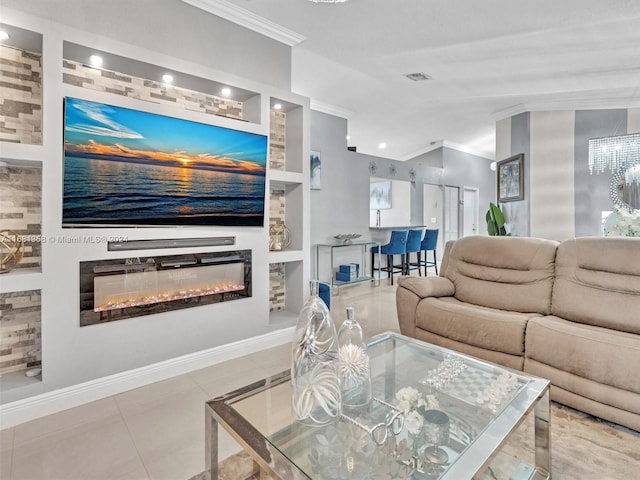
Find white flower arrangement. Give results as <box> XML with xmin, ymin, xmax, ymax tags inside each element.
<box><xmin>395</xmin><ymin>387</ymin><xmax>439</xmax><ymax>435</ymax></box>
<box><xmin>604</xmin><ymin>207</ymin><xmax>640</xmax><ymax>237</ymax></box>
<box><xmin>338</xmin><ymin>344</ymin><xmax>370</xmax><ymax>389</ymax></box>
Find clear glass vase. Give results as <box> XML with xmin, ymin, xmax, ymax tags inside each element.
<box><xmin>291</xmin><ymin>280</ymin><xmax>341</xmax><ymax>425</ymax></box>
<box><xmin>337</xmin><ymin>306</ymin><xmax>372</xmax><ymax>410</ymax></box>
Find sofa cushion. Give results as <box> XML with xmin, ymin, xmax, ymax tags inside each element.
<box><xmin>415</xmin><ymin>297</ymin><xmax>539</xmax><ymax>356</ymax></box>
<box><xmin>552</xmin><ymin>237</ymin><xmax>640</xmax><ymax>335</ymax></box>
<box><xmin>525</xmin><ymin>359</ymin><xmax>640</xmax><ymax>426</ymax></box>
<box><xmin>525</xmin><ymin>316</ymin><xmax>640</xmax><ymax>395</ymax></box>
<box><xmin>442</xmin><ymin>236</ymin><xmax>558</xmax><ymax>315</ymax></box>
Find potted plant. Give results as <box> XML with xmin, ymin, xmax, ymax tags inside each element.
<box><xmin>486</xmin><ymin>202</ymin><xmax>510</xmax><ymax>236</ymax></box>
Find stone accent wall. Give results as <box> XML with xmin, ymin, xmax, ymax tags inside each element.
<box><xmin>268</xmin><ymin>186</ymin><xmax>286</xmax><ymax>312</ymax></box>
<box><xmin>269</xmin><ymin>263</ymin><xmax>286</xmax><ymax>312</ymax></box>
<box><xmin>268</xmin><ymin>109</ymin><xmax>287</xmax><ymax>312</ymax></box>
<box><xmin>0</xmin><ymin>165</ymin><xmax>42</xmax><ymax>270</ymax></box>
<box><xmin>269</xmin><ymin>186</ymin><xmax>286</xmax><ymax>228</ymax></box>
<box><xmin>0</xmin><ymin>45</ymin><xmax>42</xmax><ymax>144</ymax></box>
<box><xmin>62</xmin><ymin>60</ymin><xmax>243</xmax><ymax>120</ymax></box>
<box><xmin>269</xmin><ymin>110</ymin><xmax>286</xmax><ymax>169</ymax></box>
<box><xmin>0</xmin><ymin>289</ymin><xmax>41</xmax><ymax>375</ymax></box>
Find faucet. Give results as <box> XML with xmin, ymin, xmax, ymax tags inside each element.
<box><xmin>376</xmin><ymin>209</ymin><xmax>381</xmax><ymax>227</ymax></box>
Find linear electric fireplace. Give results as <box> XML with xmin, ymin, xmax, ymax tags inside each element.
<box><xmin>79</xmin><ymin>250</ymin><xmax>251</xmax><ymax>326</ymax></box>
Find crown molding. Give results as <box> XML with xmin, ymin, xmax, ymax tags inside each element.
<box><xmin>442</xmin><ymin>140</ymin><xmax>495</xmax><ymax>161</ymax></box>
<box><xmin>526</xmin><ymin>96</ymin><xmax>640</xmax><ymax>112</ymax></box>
<box><xmin>181</xmin><ymin>0</ymin><xmax>306</xmax><ymax>46</ymax></box>
<box><xmin>310</xmin><ymin>99</ymin><xmax>354</xmax><ymax>119</ymax></box>
<box><xmin>490</xmin><ymin>103</ymin><xmax>527</xmax><ymax>121</ymax></box>
<box><xmin>402</xmin><ymin>140</ymin><xmax>494</xmax><ymax>162</ymax></box>
<box><xmin>491</xmin><ymin>95</ymin><xmax>640</xmax><ymax>122</ymax></box>
<box><xmin>400</xmin><ymin>142</ymin><xmax>443</xmax><ymax>162</ymax></box>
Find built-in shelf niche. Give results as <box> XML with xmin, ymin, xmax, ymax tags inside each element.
<box><xmin>0</xmin><ymin>289</ymin><xmax>42</xmax><ymax>389</ymax></box>
<box><xmin>271</xmin><ymin>182</ymin><xmax>303</xmax><ymax>252</ymax></box>
<box><xmin>0</xmin><ymin>22</ymin><xmax>42</xmax><ymax>145</ymax></box>
<box><xmin>269</xmin><ymin>97</ymin><xmax>304</xmax><ymax>173</ymax></box>
<box><xmin>0</xmin><ymin>159</ymin><xmax>42</xmax><ymax>276</ymax></box>
<box><xmin>269</xmin><ymin>260</ymin><xmax>304</xmax><ymax>325</ymax></box>
<box><xmin>62</xmin><ymin>41</ymin><xmax>262</xmax><ymax>124</ymax></box>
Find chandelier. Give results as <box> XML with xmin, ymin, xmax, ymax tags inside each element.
<box><xmin>625</xmin><ymin>164</ymin><xmax>640</xmax><ymax>186</ymax></box>
<box><xmin>588</xmin><ymin>133</ymin><xmax>640</xmax><ymax>174</ymax></box>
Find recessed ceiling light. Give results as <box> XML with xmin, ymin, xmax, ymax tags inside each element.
<box><xmin>378</xmin><ymin>142</ymin><xmax>387</xmax><ymax>149</ymax></box>
<box><xmin>273</xmin><ymin>103</ymin><xmax>282</xmax><ymax>110</ymax></box>
<box><xmin>89</xmin><ymin>55</ymin><xmax>103</xmax><ymax>67</ymax></box>
<box><xmin>221</xmin><ymin>87</ymin><xmax>231</xmax><ymax>97</ymax></box>
<box><xmin>162</xmin><ymin>74</ymin><xmax>173</xmax><ymax>83</ymax></box>
<box><xmin>0</xmin><ymin>31</ymin><xmax>9</xmax><ymax>41</ymax></box>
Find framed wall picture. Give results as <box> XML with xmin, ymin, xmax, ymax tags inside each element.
<box><xmin>370</xmin><ymin>180</ymin><xmax>392</xmax><ymax>209</ymax></box>
<box><xmin>497</xmin><ymin>153</ymin><xmax>524</xmax><ymax>202</ymax></box>
<box><xmin>310</xmin><ymin>150</ymin><xmax>321</xmax><ymax>190</ymax></box>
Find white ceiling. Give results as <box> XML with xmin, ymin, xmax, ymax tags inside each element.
<box><xmin>190</xmin><ymin>0</ymin><xmax>640</xmax><ymax>161</ymax></box>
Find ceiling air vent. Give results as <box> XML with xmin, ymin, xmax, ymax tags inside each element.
<box><xmin>404</xmin><ymin>72</ymin><xmax>432</xmax><ymax>82</ymax></box>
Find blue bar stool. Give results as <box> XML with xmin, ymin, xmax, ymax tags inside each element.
<box><xmin>419</xmin><ymin>229</ymin><xmax>439</xmax><ymax>276</ymax></box>
<box><xmin>371</xmin><ymin>230</ymin><xmax>408</xmax><ymax>285</ymax></box>
<box><xmin>318</xmin><ymin>281</ymin><xmax>331</xmax><ymax>309</ymax></box>
<box><xmin>404</xmin><ymin>229</ymin><xmax>425</xmax><ymax>275</ymax></box>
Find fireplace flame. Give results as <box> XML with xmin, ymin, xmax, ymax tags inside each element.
<box><xmin>95</xmin><ymin>282</ymin><xmax>245</xmax><ymax>312</ymax></box>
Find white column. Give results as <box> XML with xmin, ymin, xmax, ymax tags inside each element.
<box><xmin>529</xmin><ymin>111</ymin><xmax>575</xmax><ymax>241</ymax></box>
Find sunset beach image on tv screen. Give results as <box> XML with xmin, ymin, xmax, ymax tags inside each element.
<box><xmin>62</xmin><ymin>97</ymin><xmax>267</xmax><ymax>227</ymax></box>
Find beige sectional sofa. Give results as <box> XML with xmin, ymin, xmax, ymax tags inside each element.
<box><xmin>396</xmin><ymin>235</ymin><xmax>640</xmax><ymax>431</ymax></box>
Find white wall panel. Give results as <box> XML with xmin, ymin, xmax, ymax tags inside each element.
<box><xmin>530</xmin><ymin>111</ymin><xmax>575</xmax><ymax>241</ymax></box>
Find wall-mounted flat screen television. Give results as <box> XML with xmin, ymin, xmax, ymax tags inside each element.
<box><xmin>63</xmin><ymin>97</ymin><xmax>267</xmax><ymax>227</ymax></box>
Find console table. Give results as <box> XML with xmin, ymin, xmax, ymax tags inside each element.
<box><xmin>315</xmin><ymin>240</ymin><xmax>380</xmax><ymax>291</ymax></box>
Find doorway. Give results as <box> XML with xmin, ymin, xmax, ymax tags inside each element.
<box><xmin>422</xmin><ymin>184</ymin><xmax>444</xmax><ymax>261</ymax></box>
<box><xmin>463</xmin><ymin>187</ymin><xmax>479</xmax><ymax>237</ymax></box>
<box><xmin>443</xmin><ymin>186</ymin><xmax>460</xmax><ymax>245</ymax></box>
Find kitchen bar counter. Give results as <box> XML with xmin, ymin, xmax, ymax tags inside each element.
<box><xmin>369</xmin><ymin>225</ymin><xmax>427</xmax><ymax>243</ymax></box>
<box><xmin>369</xmin><ymin>225</ymin><xmax>426</xmax><ymax>230</ymax></box>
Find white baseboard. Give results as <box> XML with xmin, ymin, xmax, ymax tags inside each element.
<box><xmin>0</xmin><ymin>327</ymin><xmax>294</xmax><ymax>429</ymax></box>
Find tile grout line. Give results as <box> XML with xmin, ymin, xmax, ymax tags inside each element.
<box><xmin>113</xmin><ymin>396</ymin><xmax>153</xmax><ymax>480</ymax></box>
<box><xmin>9</xmin><ymin>428</ymin><xmax>15</xmax><ymax>480</ymax></box>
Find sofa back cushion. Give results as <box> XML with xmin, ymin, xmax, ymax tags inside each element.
<box><xmin>442</xmin><ymin>236</ymin><xmax>559</xmax><ymax>314</ymax></box>
<box><xmin>552</xmin><ymin>237</ymin><xmax>640</xmax><ymax>334</ymax></box>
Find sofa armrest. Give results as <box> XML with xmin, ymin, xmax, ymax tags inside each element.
<box><xmin>397</xmin><ymin>276</ymin><xmax>455</xmax><ymax>299</ymax></box>
<box><xmin>396</xmin><ymin>276</ymin><xmax>455</xmax><ymax>338</ymax></box>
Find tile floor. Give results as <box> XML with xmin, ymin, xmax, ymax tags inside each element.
<box><xmin>0</xmin><ymin>281</ymin><xmax>400</xmax><ymax>480</ymax></box>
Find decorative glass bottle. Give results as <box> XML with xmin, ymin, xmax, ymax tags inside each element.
<box><xmin>337</xmin><ymin>306</ymin><xmax>372</xmax><ymax>410</ymax></box>
<box><xmin>291</xmin><ymin>280</ymin><xmax>341</xmax><ymax>426</ymax></box>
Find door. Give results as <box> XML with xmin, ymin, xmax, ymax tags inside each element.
<box><xmin>463</xmin><ymin>187</ymin><xmax>479</xmax><ymax>237</ymax></box>
<box><xmin>444</xmin><ymin>186</ymin><xmax>460</xmax><ymax>245</ymax></box>
<box><xmin>423</xmin><ymin>184</ymin><xmax>444</xmax><ymax>258</ymax></box>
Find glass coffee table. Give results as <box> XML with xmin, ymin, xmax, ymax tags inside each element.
<box><xmin>205</xmin><ymin>332</ymin><xmax>551</xmax><ymax>480</ymax></box>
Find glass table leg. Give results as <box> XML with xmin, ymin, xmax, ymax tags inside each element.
<box><xmin>534</xmin><ymin>389</ymin><xmax>552</xmax><ymax>478</ymax></box>
<box><xmin>205</xmin><ymin>406</ymin><xmax>219</xmax><ymax>480</ymax></box>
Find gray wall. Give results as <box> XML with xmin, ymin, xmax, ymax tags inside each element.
<box><xmin>499</xmin><ymin>109</ymin><xmax>633</xmax><ymax>238</ymax></box>
<box><xmin>441</xmin><ymin>147</ymin><xmax>496</xmax><ymax>235</ymax></box>
<box><xmin>310</xmin><ymin>111</ymin><xmax>494</xmax><ymax>276</ymax></box>
<box><xmin>2</xmin><ymin>0</ymin><xmax>292</xmax><ymax>89</ymax></box>
<box><xmin>502</xmin><ymin>112</ymin><xmax>531</xmax><ymax>236</ymax></box>
<box><xmin>574</xmin><ymin>110</ymin><xmax>627</xmax><ymax>236</ymax></box>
